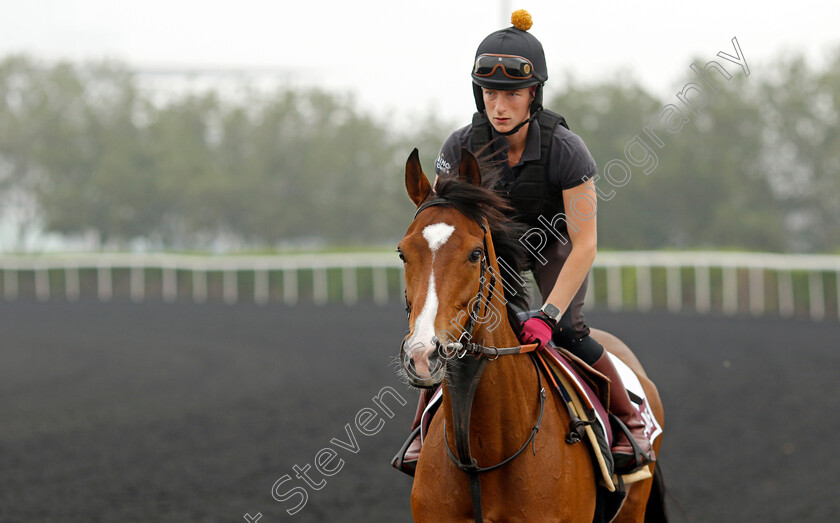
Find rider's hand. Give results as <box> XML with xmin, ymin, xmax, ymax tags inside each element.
<box><xmin>519</xmin><ymin>315</ymin><xmax>555</xmax><ymax>350</ymax></box>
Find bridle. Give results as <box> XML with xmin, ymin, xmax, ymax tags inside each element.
<box><xmin>407</xmin><ymin>197</ymin><xmax>546</xmax><ymax>523</ymax></box>
<box><xmin>406</xmin><ymin>197</ymin><xmax>544</xmax><ymax>358</ymax></box>
<box><xmin>406</xmin><ymin>198</ymin><xmax>496</xmax><ymax>343</ymax></box>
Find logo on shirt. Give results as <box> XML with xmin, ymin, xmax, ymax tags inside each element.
<box><xmin>435</xmin><ymin>154</ymin><xmax>451</xmax><ymax>174</ymax></box>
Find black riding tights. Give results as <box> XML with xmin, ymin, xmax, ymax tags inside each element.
<box><xmin>552</xmin><ymin>309</ymin><xmax>605</xmax><ymax>365</ymax></box>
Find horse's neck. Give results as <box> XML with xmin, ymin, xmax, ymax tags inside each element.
<box><xmin>472</xmin><ymin>317</ymin><xmax>539</xmax><ymax>421</ymax></box>
<box><xmin>442</xmin><ymin>306</ymin><xmax>542</xmax><ymax>460</ymax></box>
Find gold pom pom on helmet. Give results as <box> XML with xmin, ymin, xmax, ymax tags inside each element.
<box><xmin>511</xmin><ymin>9</ymin><xmax>533</xmax><ymax>31</ymax></box>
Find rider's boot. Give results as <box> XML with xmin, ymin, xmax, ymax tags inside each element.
<box><xmin>391</xmin><ymin>388</ymin><xmax>435</xmax><ymax>474</ymax></box>
<box><xmin>591</xmin><ymin>350</ymin><xmax>655</xmax><ymax>474</ymax></box>
<box><xmin>405</xmin><ymin>389</ymin><xmax>434</xmax><ymax>461</ymax></box>
<box><xmin>404</xmin><ymin>391</ymin><xmax>427</xmax><ymax>461</ymax></box>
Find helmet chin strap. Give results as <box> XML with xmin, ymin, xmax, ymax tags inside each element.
<box><xmin>495</xmin><ymin>107</ymin><xmax>542</xmax><ymax>136</ymax></box>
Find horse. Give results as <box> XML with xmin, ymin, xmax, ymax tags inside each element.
<box><xmin>396</xmin><ymin>148</ymin><xmax>666</xmax><ymax>522</ymax></box>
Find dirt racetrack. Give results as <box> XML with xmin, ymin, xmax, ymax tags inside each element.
<box><xmin>1</xmin><ymin>300</ymin><xmax>838</xmax><ymax>522</ymax></box>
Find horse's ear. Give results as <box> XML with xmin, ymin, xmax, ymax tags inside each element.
<box><xmin>458</xmin><ymin>147</ymin><xmax>482</xmax><ymax>186</ymax></box>
<box><xmin>405</xmin><ymin>148</ymin><xmax>432</xmax><ymax>207</ymax></box>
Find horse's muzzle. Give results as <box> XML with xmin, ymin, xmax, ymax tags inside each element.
<box><xmin>401</xmin><ymin>337</ymin><xmax>445</xmax><ymax>388</ymax></box>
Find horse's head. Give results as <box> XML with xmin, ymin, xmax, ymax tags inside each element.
<box><xmin>397</xmin><ymin>148</ymin><xmax>501</xmax><ymax>388</ymax></box>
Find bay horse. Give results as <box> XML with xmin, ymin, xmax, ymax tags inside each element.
<box><xmin>397</xmin><ymin>148</ymin><xmax>666</xmax><ymax>522</ymax></box>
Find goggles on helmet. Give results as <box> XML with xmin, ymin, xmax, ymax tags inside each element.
<box><xmin>473</xmin><ymin>53</ymin><xmax>540</xmax><ymax>80</ymax></box>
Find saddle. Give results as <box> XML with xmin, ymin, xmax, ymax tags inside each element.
<box><xmin>534</xmin><ymin>345</ymin><xmax>662</xmax><ymax>491</ymax></box>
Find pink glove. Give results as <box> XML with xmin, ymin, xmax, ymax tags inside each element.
<box><xmin>519</xmin><ymin>316</ymin><xmax>554</xmax><ymax>349</ymax></box>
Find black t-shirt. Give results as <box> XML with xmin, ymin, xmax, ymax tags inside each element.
<box><xmin>434</xmin><ymin>117</ymin><xmax>597</xmax><ymax>191</ymax></box>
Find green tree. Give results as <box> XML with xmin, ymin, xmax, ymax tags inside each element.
<box><xmin>758</xmin><ymin>48</ymin><xmax>840</xmax><ymax>252</ymax></box>
<box><xmin>3</xmin><ymin>51</ymin><xmax>836</xmax><ymax>252</ymax></box>
<box><xmin>549</xmin><ymin>69</ymin><xmax>783</xmax><ymax>251</ymax></box>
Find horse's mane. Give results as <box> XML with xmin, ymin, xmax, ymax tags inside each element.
<box><xmin>429</xmin><ymin>157</ymin><xmax>531</xmax><ymax>336</ymax></box>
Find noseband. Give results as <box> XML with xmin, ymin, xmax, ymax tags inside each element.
<box><xmin>408</xmin><ymin>197</ymin><xmax>546</xmax><ymax>523</ymax></box>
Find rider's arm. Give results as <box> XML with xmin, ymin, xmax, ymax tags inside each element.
<box><xmin>541</xmin><ymin>178</ymin><xmax>598</xmax><ymax>318</ymax></box>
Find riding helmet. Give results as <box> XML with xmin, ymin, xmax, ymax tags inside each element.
<box><xmin>472</xmin><ymin>9</ymin><xmax>548</xmax><ymax>114</ymax></box>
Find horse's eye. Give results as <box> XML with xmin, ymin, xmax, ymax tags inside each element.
<box><xmin>397</xmin><ymin>249</ymin><xmax>406</xmax><ymax>263</ymax></box>
<box><xmin>469</xmin><ymin>249</ymin><xmax>483</xmax><ymax>263</ymax></box>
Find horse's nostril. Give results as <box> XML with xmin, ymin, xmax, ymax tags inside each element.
<box><xmin>431</xmin><ymin>339</ymin><xmax>445</xmax><ymax>362</ymax></box>
<box><xmin>402</xmin><ymin>344</ymin><xmax>415</xmax><ymax>368</ymax></box>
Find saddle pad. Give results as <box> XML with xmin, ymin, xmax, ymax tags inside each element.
<box><xmin>605</xmin><ymin>352</ymin><xmax>664</xmax><ymax>447</ymax></box>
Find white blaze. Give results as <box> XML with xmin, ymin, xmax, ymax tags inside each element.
<box><xmin>422</xmin><ymin>222</ymin><xmax>455</xmax><ymax>254</ymax></box>
<box><xmin>408</xmin><ymin>223</ymin><xmax>455</xmax><ymax>352</ymax></box>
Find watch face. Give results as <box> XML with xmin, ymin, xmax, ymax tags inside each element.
<box><xmin>543</xmin><ymin>303</ymin><xmax>560</xmax><ymax>319</ymax></box>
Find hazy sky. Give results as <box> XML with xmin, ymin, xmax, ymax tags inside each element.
<box><xmin>1</xmin><ymin>0</ymin><xmax>839</xmax><ymax>123</ymax></box>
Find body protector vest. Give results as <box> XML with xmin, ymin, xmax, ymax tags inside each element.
<box><xmin>472</xmin><ymin>109</ymin><xmax>571</xmax><ymax>239</ymax></box>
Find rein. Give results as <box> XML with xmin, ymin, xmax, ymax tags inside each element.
<box><xmin>411</xmin><ymin>197</ymin><xmax>546</xmax><ymax>523</ymax></box>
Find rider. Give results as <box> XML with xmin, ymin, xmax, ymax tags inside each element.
<box><xmin>397</xmin><ymin>10</ymin><xmax>653</xmax><ymax>475</ymax></box>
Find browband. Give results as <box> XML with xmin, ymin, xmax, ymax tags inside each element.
<box><xmin>414</xmin><ymin>197</ymin><xmax>488</xmax><ymax>233</ymax></box>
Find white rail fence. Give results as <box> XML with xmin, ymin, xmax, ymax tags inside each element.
<box><xmin>1</xmin><ymin>252</ymin><xmax>839</xmax><ymax>320</ymax></box>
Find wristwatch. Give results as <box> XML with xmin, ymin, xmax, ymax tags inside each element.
<box><xmin>539</xmin><ymin>303</ymin><xmax>561</xmax><ymax>324</ymax></box>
